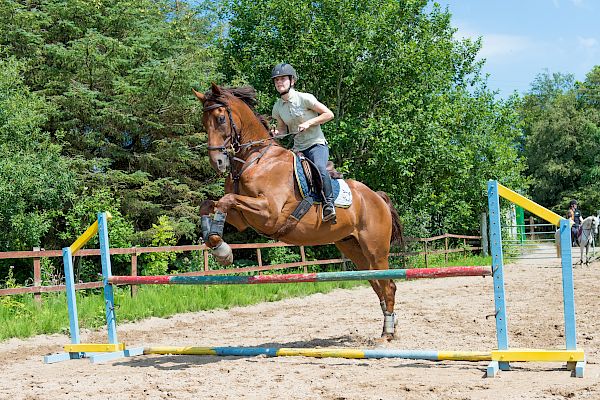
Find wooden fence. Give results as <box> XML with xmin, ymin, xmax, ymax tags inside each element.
<box><xmin>0</xmin><ymin>233</ymin><xmax>481</xmax><ymax>300</ymax></box>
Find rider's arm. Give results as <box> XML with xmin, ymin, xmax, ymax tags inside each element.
<box><xmin>298</xmin><ymin>99</ymin><xmax>334</xmax><ymax>132</ymax></box>
<box><xmin>272</xmin><ymin>115</ymin><xmax>287</xmax><ymax>135</ymax></box>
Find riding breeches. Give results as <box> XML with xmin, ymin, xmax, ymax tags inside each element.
<box><xmin>301</xmin><ymin>144</ymin><xmax>334</xmax><ymax>205</ymax></box>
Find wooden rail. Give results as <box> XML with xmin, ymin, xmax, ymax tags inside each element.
<box><xmin>0</xmin><ymin>233</ymin><xmax>481</xmax><ymax>299</ymax></box>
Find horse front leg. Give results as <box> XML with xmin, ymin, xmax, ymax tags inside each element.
<box><xmin>205</xmin><ymin>193</ymin><xmax>277</xmax><ymax>265</ymax></box>
<box><xmin>200</xmin><ymin>200</ymin><xmax>248</xmax><ymax>232</ymax></box>
<box><xmin>585</xmin><ymin>242</ymin><xmax>591</xmax><ymax>265</ymax></box>
<box><xmin>199</xmin><ymin>200</ymin><xmax>248</xmax><ymax>265</ymax></box>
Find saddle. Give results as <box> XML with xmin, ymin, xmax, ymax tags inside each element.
<box><xmin>298</xmin><ymin>153</ymin><xmax>326</xmax><ymax>203</ymax></box>
<box><xmin>269</xmin><ymin>153</ymin><xmax>350</xmax><ymax>239</ymax></box>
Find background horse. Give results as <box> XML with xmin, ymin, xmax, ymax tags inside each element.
<box><xmin>193</xmin><ymin>83</ymin><xmax>403</xmax><ymax>340</ymax></box>
<box><xmin>577</xmin><ymin>215</ymin><xmax>599</xmax><ymax>264</ymax></box>
<box><xmin>556</xmin><ymin>215</ymin><xmax>600</xmax><ymax>264</ymax></box>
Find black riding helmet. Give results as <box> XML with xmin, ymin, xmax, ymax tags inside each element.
<box><xmin>570</xmin><ymin>200</ymin><xmax>578</xmax><ymax>206</ymax></box>
<box><xmin>271</xmin><ymin>63</ymin><xmax>298</xmax><ymax>81</ymax></box>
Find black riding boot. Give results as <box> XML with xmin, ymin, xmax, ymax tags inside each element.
<box><xmin>321</xmin><ymin>174</ymin><xmax>336</xmax><ymax>223</ymax></box>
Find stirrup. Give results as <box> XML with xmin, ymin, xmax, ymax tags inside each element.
<box><xmin>322</xmin><ymin>204</ymin><xmax>336</xmax><ymax>223</ymax></box>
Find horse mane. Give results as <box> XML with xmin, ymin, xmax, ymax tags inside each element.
<box><xmin>205</xmin><ymin>86</ymin><xmax>270</xmax><ymax>131</ymax></box>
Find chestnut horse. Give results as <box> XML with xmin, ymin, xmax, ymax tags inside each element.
<box><xmin>193</xmin><ymin>83</ymin><xmax>403</xmax><ymax>340</ymax></box>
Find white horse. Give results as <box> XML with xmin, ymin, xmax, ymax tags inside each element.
<box><xmin>555</xmin><ymin>215</ymin><xmax>600</xmax><ymax>264</ymax></box>
<box><xmin>578</xmin><ymin>216</ymin><xmax>600</xmax><ymax>264</ymax></box>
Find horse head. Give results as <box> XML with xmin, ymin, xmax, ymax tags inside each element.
<box><xmin>593</xmin><ymin>216</ymin><xmax>600</xmax><ymax>236</ymax></box>
<box><xmin>193</xmin><ymin>83</ymin><xmax>270</xmax><ymax>174</ymax></box>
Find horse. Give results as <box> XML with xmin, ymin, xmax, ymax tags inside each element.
<box><xmin>193</xmin><ymin>83</ymin><xmax>403</xmax><ymax>341</ymax></box>
<box><xmin>555</xmin><ymin>215</ymin><xmax>600</xmax><ymax>265</ymax></box>
<box><xmin>577</xmin><ymin>215</ymin><xmax>599</xmax><ymax>264</ymax></box>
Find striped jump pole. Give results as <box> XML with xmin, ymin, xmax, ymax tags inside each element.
<box><xmin>109</xmin><ymin>266</ymin><xmax>491</xmax><ymax>286</ymax></box>
<box><xmin>144</xmin><ymin>346</ymin><xmax>492</xmax><ymax>361</ymax></box>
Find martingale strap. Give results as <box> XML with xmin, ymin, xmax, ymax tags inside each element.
<box><xmin>270</xmin><ymin>198</ymin><xmax>314</xmax><ymax>239</ymax></box>
<box><xmin>290</xmin><ymin>198</ymin><xmax>314</xmax><ymax>221</ymax></box>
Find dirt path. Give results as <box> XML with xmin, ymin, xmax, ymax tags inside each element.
<box><xmin>1</xmin><ymin>245</ymin><xmax>599</xmax><ymax>399</ymax></box>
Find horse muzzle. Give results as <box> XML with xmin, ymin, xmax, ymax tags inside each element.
<box><xmin>210</xmin><ymin>153</ymin><xmax>230</xmax><ymax>174</ymax></box>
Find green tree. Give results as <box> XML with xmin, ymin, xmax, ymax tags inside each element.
<box><xmin>0</xmin><ymin>0</ymin><xmax>223</xmax><ymax>241</ymax></box>
<box><xmin>215</xmin><ymin>0</ymin><xmax>525</xmax><ymax>234</ymax></box>
<box><xmin>521</xmin><ymin>68</ymin><xmax>600</xmax><ymax>214</ymax></box>
<box><xmin>578</xmin><ymin>66</ymin><xmax>600</xmax><ymax>109</ymax></box>
<box><xmin>0</xmin><ymin>57</ymin><xmax>76</xmax><ymax>252</ymax></box>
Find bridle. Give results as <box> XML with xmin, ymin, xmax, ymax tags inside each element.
<box><xmin>202</xmin><ymin>100</ymin><xmax>278</xmax><ymax>193</ymax></box>
<box><xmin>203</xmin><ymin>102</ymin><xmax>241</xmax><ymax>154</ymax></box>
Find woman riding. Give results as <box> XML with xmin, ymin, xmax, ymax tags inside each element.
<box><xmin>270</xmin><ymin>63</ymin><xmax>337</xmax><ymax>223</ymax></box>
<box><xmin>568</xmin><ymin>199</ymin><xmax>582</xmax><ymax>246</ymax></box>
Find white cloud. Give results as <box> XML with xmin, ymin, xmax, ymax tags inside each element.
<box><xmin>479</xmin><ymin>34</ymin><xmax>533</xmax><ymax>58</ymax></box>
<box><xmin>552</xmin><ymin>0</ymin><xmax>585</xmax><ymax>7</ymax></box>
<box><xmin>453</xmin><ymin>23</ymin><xmax>533</xmax><ymax>59</ymax></box>
<box><xmin>577</xmin><ymin>36</ymin><xmax>598</xmax><ymax>49</ymax></box>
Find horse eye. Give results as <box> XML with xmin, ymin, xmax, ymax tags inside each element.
<box><xmin>217</xmin><ymin>115</ymin><xmax>226</xmax><ymax>125</ymax></box>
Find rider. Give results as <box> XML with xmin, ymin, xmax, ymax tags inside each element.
<box><xmin>567</xmin><ymin>199</ymin><xmax>582</xmax><ymax>246</ymax></box>
<box><xmin>270</xmin><ymin>63</ymin><xmax>337</xmax><ymax>223</ymax></box>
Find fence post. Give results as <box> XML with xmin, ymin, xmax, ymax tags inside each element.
<box><xmin>423</xmin><ymin>240</ymin><xmax>428</xmax><ymax>268</ymax></box>
<box><xmin>300</xmin><ymin>246</ymin><xmax>307</xmax><ymax>273</ymax></box>
<box><xmin>130</xmin><ymin>249</ymin><xmax>138</xmax><ymax>297</ymax></box>
<box><xmin>529</xmin><ymin>216</ymin><xmax>535</xmax><ymax>239</ymax></box>
<box><xmin>203</xmin><ymin>249</ymin><xmax>209</xmax><ymax>271</ymax></box>
<box><xmin>33</xmin><ymin>247</ymin><xmax>42</xmax><ymax>303</ymax></box>
<box><xmin>256</xmin><ymin>248</ymin><xmax>263</xmax><ymax>275</ymax></box>
<box><xmin>463</xmin><ymin>238</ymin><xmax>467</xmax><ymax>258</ymax></box>
<box><xmin>444</xmin><ymin>237</ymin><xmax>449</xmax><ymax>263</ymax></box>
<box><xmin>481</xmin><ymin>212</ymin><xmax>489</xmax><ymax>257</ymax></box>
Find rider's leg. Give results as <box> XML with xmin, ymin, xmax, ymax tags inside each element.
<box><xmin>302</xmin><ymin>144</ymin><xmax>336</xmax><ymax>222</ymax></box>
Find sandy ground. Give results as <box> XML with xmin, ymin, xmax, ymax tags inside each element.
<box><xmin>1</xmin><ymin>244</ymin><xmax>599</xmax><ymax>400</ymax></box>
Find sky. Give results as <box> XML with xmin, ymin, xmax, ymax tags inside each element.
<box><xmin>439</xmin><ymin>0</ymin><xmax>599</xmax><ymax>98</ymax></box>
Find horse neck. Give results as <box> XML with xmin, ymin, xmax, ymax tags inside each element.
<box><xmin>232</xmin><ymin>102</ymin><xmax>271</xmax><ymax>145</ymax></box>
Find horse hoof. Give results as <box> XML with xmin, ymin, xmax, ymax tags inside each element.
<box><xmin>211</xmin><ymin>241</ymin><xmax>233</xmax><ymax>265</ymax></box>
<box><xmin>377</xmin><ymin>333</ymin><xmax>394</xmax><ymax>343</ymax></box>
<box><xmin>215</xmin><ymin>254</ymin><xmax>233</xmax><ymax>266</ymax></box>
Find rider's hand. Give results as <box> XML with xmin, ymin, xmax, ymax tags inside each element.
<box><xmin>298</xmin><ymin>121</ymin><xmax>311</xmax><ymax>132</ymax></box>
<box><xmin>270</xmin><ymin>128</ymin><xmax>279</xmax><ymax>136</ymax></box>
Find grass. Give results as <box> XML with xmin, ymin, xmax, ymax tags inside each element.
<box><xmin>0</xmin><ymin>280</ymin><xmax>362</xmax><ymax>341</ymax></box>
<box><xmin>0</xmin><ymin>254</ymin><xmax>491</xmax><ymax>342</ymax></box>
<box><xmin>396</xmin><ymin>252</ymin><xmax>492</xmax><ymax>269</ymax></box>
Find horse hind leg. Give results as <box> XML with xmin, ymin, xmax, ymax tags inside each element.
<box><xmin>367</xmin><ymin>237</ymin><xmax>397</xmax><ymax>338</ymax></box>
<box><xmin>334</xmin><ymin>238</ymin><xmax>385</xmax><ymax>306</ymax></box>
<box><xmin>334</xmin><ymin>238</ymin><xmax>397</xmax><ymax>341</ymax></box>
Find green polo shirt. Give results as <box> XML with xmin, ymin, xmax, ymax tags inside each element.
<box><xmin>272</xmin><ymin>89</ymin><xmax>327</xmax><ymax>151</ymax></box>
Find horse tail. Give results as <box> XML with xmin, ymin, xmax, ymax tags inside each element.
<box><xmin>376</xmin><ymin>191</ymin><xmax>404</xmax><ymax>249</ymax></box>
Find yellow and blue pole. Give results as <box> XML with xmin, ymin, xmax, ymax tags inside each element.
<box><xmin>144</xmin><ymin>346</ymin><xmax>492</xmax><ymax>361</ymax></box>
<box><xmin>488</xmin><ymin>180</ymin><xmax>585</xmax><ymax>378</ymax></box>
<box><xmin>559</xmin><ymin>218</ymin><xmax>584</xmax><ymax>377</ymax></box>
<box><xmin>89</xmin><ymin>212</ymin><xmax>144</xmax><ymax>363</ymax></box>
<box><xmin>98</xmin><ymin>212</ymin><xmax>118</xmax><ymax>345</ymax></box>
<box><xmin>43</xmin><ymin>247</ymin><xmax>83</xmax><ymax>363</ymax></box>
<box><xmin>487</xmin><ymin>180</ymin><xmax>509</xmax><ymax>377</ymax></box>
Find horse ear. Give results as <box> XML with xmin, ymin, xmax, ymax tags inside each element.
<box><xmin>192</xmin><ymin>88</ymin><xmax>206</xmax><ymax>103</ymax></box>
<box><xmin>211</xmin><ymin>82</ymin><xmax>222</xmax><ymax>95</ymax></box>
